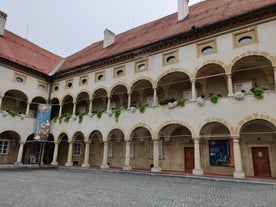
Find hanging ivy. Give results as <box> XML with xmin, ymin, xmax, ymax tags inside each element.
<box><xmin>114</xmin><ymin>108</ymin><xmax>121</xmax><ymax>122</ymax></box>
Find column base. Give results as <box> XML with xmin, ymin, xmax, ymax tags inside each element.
<box><xmin>82</xmin><ymin>163</ymin><xmax>90</xmax><ymax>168</ymax></box>
<box><xmin>192</xmin><ymin>168</ymin><xmax>204</xmax><ymax>175</ymax></box>
<box><xmin>233</xmin><ymin>171</ymin><xmax>245</xmax><ymax>179</ymax></box>
<box><xmin>14</xmin><ymin>162</ymin><xmax>23</xmax><ymax>165</ymax></box>
<box><xmin>123</xmin><ymin>165</ymin><xmax>132</xmax><ymax>171</ymax></box>
<box><xmin>51</xmin><ymin>161</ymin><xmax>58</xmax><ymax>166</ymax></box>
<box><xmin>100</xmin><ymin>164</ymin><xmax>109</xmax><ymax>169</ymax></box>
<box><xmin>65</xmin><ymin>162</ymin><xmax>73</xmax><ymax>167</ymax></box>
<box><xmin>151</xmin><ymin>166</ymin><xmax>161</xmax><ymax>172</ymax></box>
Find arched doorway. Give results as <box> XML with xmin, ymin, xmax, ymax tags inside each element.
<box><xmin>0</xmin><ymin>131</ymin><xmax>20</xmax><ymax>164</ymax></box>
<box><xmin>158</xmin><ymin>124</ymin><xmax>193</xmax><ymax>172</ymax></box>
<box><xmin>240</xmin><ymin>119</ymin><xmax>276</xmax><ymax>177</ymax></box>
<box><xmin>107</xmin><ymin>129</ymin><xmax>124</xmax><ymax>168</ymax></box>
<box><xmin>57</xmin><ymin>133</ymin><xmax>69</xmax><ymax>165</ymax></box>
<box><xmin>89</xmin><ymin>130</ymin><xmax>103</xmax><ymax>167</ymax></box>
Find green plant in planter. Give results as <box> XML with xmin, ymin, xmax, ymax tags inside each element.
<box><xmin>5</xmin><ymin>109</ymin><xmax>19</xmax><ymax>117</ymax></box>
<box><xmin>58</xmin><ymin>115</ymin><xmax>63</xmax><ymax>124</ymax></box>
<box><xmin>210</xmin><ymin>94</ymin><xmax>219</xmax><ymax>104</ymax></box>
<box><xmin>177</xmin><ymin>98</ymin><xmax>186</xmax><ymax>107</ymax></box>
<box><xmin>159</xmin><ymin>99</ymin><xmax>166</xmax><ymax>105</ymax></box>
<box><xmin>96</xmin><ymin>109</ymin><xmax>104</xmax><ymax>119</ymax></box>
<box><xmin>53</xmin><ymin>116</ymin><xmax>58</xmax><ymax>123</ymax></box>
<box><xmin>140</xmin><ymin>104</ymin><xmax>146</xmax><ymax>113</ymax></box>
<box><xmin>114</xmin><ymin>108</ymin><xmax>121</xmax><ymax>122</ymax></box>
<box><xmin>253</xmin><ymin>87</ymin><xmax>264</xmax><ymax>99</ymax></box>
<box><xmin>78</xmin><ymin>112</ymin><xmax>84</xmax><ymax>123</ymax></box>
<box><xmin>64</xmin><ymin>112</ymin><xmax>71</xmax><ymax>123</ymax></box>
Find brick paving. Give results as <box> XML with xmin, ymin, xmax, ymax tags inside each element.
<box><xmin>0</xmin><ymin>168</ymin><xmax>275</xmax><ymax>207</ymax></box>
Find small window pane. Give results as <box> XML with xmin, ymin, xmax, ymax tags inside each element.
<box><xmin>238</xmin><ymin>36</ymin><xmax>252</xmax><ymax>44</ymax></box>
<box><xmin>16</xmin><ymin>77</ymin><xmax>23</xmax><ymax>83</ymax></box>
<box><xmin>138</xmin><ymin>64</ymin><xmax>146</xmax><ymax>71</ymax></box>
<box><xmin>166</xmin><ymin>56</ymin><xmax>176</xmax><ymax>63</ymax></box>
<box><xmin>201</xmin><ymin>46</ymin><xmax>213</xmax><ymax>54</ymax></box>
<box><xmin>116</xmin><ymin>70</ymin><xmax>123</xmax><ymax>76</ymax></box>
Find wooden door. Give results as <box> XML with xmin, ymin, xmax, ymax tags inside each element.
<box><xmin>252</xmin><ymin>147</ymin><xmax>271</xmax><ymax>177</ymax></box>
<box><xmin>184</xmin><ymin>147</ymin><xmax>194</xmax><ymax>172</ymax></box>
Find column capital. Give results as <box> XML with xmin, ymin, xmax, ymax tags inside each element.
<box><xmin>231</xmin><ymin>135</ymin><xmax>240</xmax><ymax>140</ymax></box>
<box><xmin>190</xmin><ymin>79</ymin><xmax>196</xmax><ymax>83</ymax></box>
<box><xmin>226</xmin><ymin>72</ymin><xmax>232</xmax><ymax>76</ymax></box>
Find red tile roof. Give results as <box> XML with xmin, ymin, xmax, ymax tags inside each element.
<box><xmin>0</xmin><ymin>30</ymin><xmax>62</xmax><ymax>74</ymax></box>
<box><xmin>59</xmin><ymin>0</ymin><xmax>276</xmax><ymax>72</ymax></box>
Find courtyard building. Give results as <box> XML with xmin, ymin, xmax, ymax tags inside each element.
<box><xmin>0</xmin><ymin>0</ymin><xmax>276</xmax><ymax>179</ymax></box>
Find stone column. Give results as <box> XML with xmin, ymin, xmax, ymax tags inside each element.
<box><xmin>51</xmin><ymin>142</ymin><xmax>59</xmax><ymax>166</ymax></box>
<box><xmin>59</xmin><ymin>104</ymin><xmax>63</xmax><ymax>116</ymax></box>
<box><xmin>192</xmin><ymin>138</ymin><xmax>204</xmax><ymax>175</ymax></box>
<box><xmin>123</xmin><ymin>141</ymin><xmax>132</xmax><ymax>170</ymax></box>
<box><xmin>227</xmin><ymin>73</ymin><xmax>233</xmax><ymax>96</ymax></box>
<box><xmin>153</xmin><ymin>88</ymin><xmax>158</xmax><ymax>106</ymax></box>
<box><xmin>151</xmin><ymin>140</ymin><xmax>161</xmax><ymax>172</ymax></box>
<box><xmin>232</xmin><ymin>137</ymin><xmax>245</xmax><ymax>178</ymax></box>
<box><xmin>106</xmin><ymin>97</ymin><xmax>111</xmax><ymax>111</ymax></box>
<box><xmin>191</xmin><ymin>79</ymin><xmax>196</xmax><ymax>101</ymax></box>
<box><xmin>25</xmin><ymin>103</ymin><xmax>30</xmax><ymax>116</ymax></box>
<box><xmin>0</xmin><ymin>95</ymin><xmax>2</xmax><ymax>110</ymax></box>
<box><xmin>72</xmin><ymin>102</ymin><xmax>77</xmax><ymax>115</ymax></box>
<box><xmin>101</xmin><ymin>142</ymin><xmax>109</xmax><ymax>169</ymax></box>
<box><xmin>65</xmin><ymin>141</ymin><xmax>73</xmax><ymax>166</ymax></box>
<box><xmin>15</xmin><ymin>142</ymin><xmax>25</xmax><ymax>165</ymax></box>
<box><xmin>127</xmin><ymin>93</ymin><xmax>131</xmax><ymax>110</ymax></box>
<box><xmin>82</xmin><ymin>141</ymin><xmax>91</xmax><ymax>168</ymax></box>
<box><xmin>273</xmin><ymin>66</ymin><xmax>276</xmax><ymax>91</ymax></box>
<box><xmin>88</xmin><ymin>99</ymin><xmax>93</xmax><ymax>114</ymax></box>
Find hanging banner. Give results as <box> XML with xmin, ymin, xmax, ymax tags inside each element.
<box><xmin>34</xmin><ymin>104</ymin><xmax>52</xmax><ymax>141</ymax></box>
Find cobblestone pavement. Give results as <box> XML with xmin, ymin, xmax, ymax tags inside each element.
<box><xmin>0</xmin><ymin>169</ymin><xmax>275</xmax><ymax>207</ymax></box>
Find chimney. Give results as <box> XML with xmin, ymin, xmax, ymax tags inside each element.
<box><xmin>103</xmin><ymin>28</ymin><xmax>115</xmax><ymax>48</ymax></box>
<box><xmin>0</xmin><ymin>11</ymin><xmax>7</xmax><ymax>37</ymax></box>
<box><xmin>178</xmin><ymin>0</ymin><xmax>189</xmax><ymax>22</ymax></box>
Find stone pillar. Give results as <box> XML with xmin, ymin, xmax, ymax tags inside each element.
<box><xmin>40</xmin><ymin>143</ymin><xmax>46</xmax><ymax>165</ymax></box>
<box><xmin>192</xmin><ymin>138</ymin><xmax>204</xmax><ymax>175</ymax></box>
<box><xmin>25</xmin><ymin>103</ymin><xmax>30</xmax><ymax>116</ymax></box>
<box><xmin>232</xmin><ymin>137</ymin><xmax>245</xmax><ymax>178</ymax></box>
<box><xmin>227</xmin><ymin>73</ymin><xmax>234</xmax><ymax>96</ymax></box>
<box><xmin>191</xmin><ymin>79</ymin><xmax>196</xmax><ymax>101</ymax></box>
<box><xmin>153</xmin><ymin>88</ymin><xmax>158</xmax><ymax>106</ymax></box>
<box><xmin>273</xmin><ymin>66</ymin><xmax>276</xmax><ymax>91</ymax></box>
<box><xmin>72</xmin><ymin>102</ymin><xmax>77</xmax><ymax>115</ymax></box>
<box><xmin>65</xmin><ymin>141</ymin><xmax>73</xmax><ymax>167</ymax></box>
<box><xmin>106</xmin><ymin>97</ymin><xmax>111</xmax><ymax>111</ymax></box>
<box><xmin>88</xmin><ymin>99</ymin><xmax>93</xmax><ymax>114</ymax></box>
<box><xmin>51</xmin><ymin>142</ymin><xmax>59</xmax><ymax>166</ymax></box>
<box><xmin>123</xmin><ymin>140</ymin><xmax>132</xmax><ymax>170</ymax></box>
<box><xmin>151</xmin><ymin>140</ymin><xmax>161</xmax><ymax>172</ymax></box>
<box><xmin>101</xmin><ymin>142</ymin><xmax>109</xmax><ymax>169</ymax></box>
<box><xmin>59</xmin><ymin>104</ymin><xmax>63</xmax><ymax>116</ymax></box>
<box><xmin>15</xmin><ymin>142</ymin><xmax>25</xmax><ymax>165</ymax></box>
<box><xmin>127</xmin><ymin>93</ymin><xmax>131</xmax><ymax>110</ymax></box>
<box><xmin>82</xmin><ymin>141</ymin><xmax>91</xmax><ymax>168</ymax></box>
<box><xmin>0</xmin><ymin>95</ymin><xmax>2</xmax><ymax>110</ymax></box>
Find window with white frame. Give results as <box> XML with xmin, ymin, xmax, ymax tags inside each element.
<box><xmin>73</xmin><ymin>143</ymin><xmax>81</xmax><ymax>156</ymax></box>
<box><xmin>108</xmin><ymin>142</ymin><xmax>113</xmax><ymax>157</ymax></box>
<box><xmin>123</xmin><ymin>141</ymin><xmax>134</xmax><ymax>158</ymax></box>
<box><xmin>183</xmin><ymin>91</ymin><xmax>192</xmax><ymax>100</ymax></box>
<box><xmin>150</xmin><ymin>140</ymin><xmax>163</xmax><ymax>159</ymax></box>
<box><xmin>234</xmin><ymin>82</ymin><xmax>252</xmax><ymax>92</ymax></box>
<box><xmin>0</xmin><ymin>141</ymin><xmax>9</xmax><ymax>154</ymax></box>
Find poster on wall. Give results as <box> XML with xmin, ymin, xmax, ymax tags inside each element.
<box><xmin>209</xmin><ymin>140</ymin><xmax>231</xmax><ymax>166</ymax></box>
<box><xmin>34</xmin><ymin>104</ymin><xmax>52</xmax><ymax>141</ymax></box>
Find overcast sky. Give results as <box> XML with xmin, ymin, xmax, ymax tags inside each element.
<box><xmin>1</xmin><ymin>0</ymin><xmax>201</xmax><ymax>57</ymax></box>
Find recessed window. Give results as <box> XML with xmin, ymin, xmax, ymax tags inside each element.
<box><xmin>38</xmin><ymin>84</ymin><xmax>46</xmax><ymax>91</ymax></box>
<box><xmin>233</xmin><ymin>27</ymin><xmax>258</xmax><ymax>48</ymax></box>
<box><xmin>0</xmin><ymin>141</ymin><xmax>9</xmax><ymax>154</ymax></box>
<box><xmin>54</xmin><ymin>86</ymin><xmax>59</xmax><ymax>91</ymax></box>
<box><xmin>201</xmin><ymin>46</ymin><xmax>213</xmax><ymax>54</ymax></box>
<box><xmin>98</xmin><ymin>75</ymin><xmax>104</xmax><ymax>81</ymax></box>
<box><xmin>117</xmin><ymin>70</ymin><xmax>123</xmax><ymax>76</ymax></box>
<box><xmin>74</xmin><ymin>143</ymin><xmax>81</xmax><ymax>156</ymax></box>
<box><xmin>65</xmin><ymin>79</ymin><xmax>73</xmax><ymax>89</ymax></box>
<box><xmin>16</xmin><ymin>77</ymin><xmax>23</xmax><ymax>83</ymax></box>
<box><xmin>166</xmin><ymin>56</ymin><xmax>176</xmax><ymax>63</ymax></box>
<box><xmin>138</xmin><ymin>64</ymin><xmax>146</xmax><ymax>71</ymax></box>
<box><xmin>95</xmin><ymin>71</ymin><xmax>105</xmax><ymax>82</ymax></box>
<box><xmin>135</xmin><ymin>60</ymin><xmax>148</xmax><ymax>73</ymax></box>
<box><xmin>238</xmin><ymin>36</ymin><xmax>252</xmax><ymax>44</ymax></box>
<box><xmin>163</xmin><ymin>50</ymin><xmax>178</xmax><ymax>66</ymax></box>
<box><xmin>79</xmin><ymin>75</ymin><xmax>88</xmax><ymax>86</ymax></box>
<box><xmin>197</xmin><ymin>39</ymin><xmax>217</xmax><ymax>57</ymax></box>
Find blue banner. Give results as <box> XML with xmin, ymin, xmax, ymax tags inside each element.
<box><xmin>34</xmin><ymin>104</ymin><xmax>52</xmax><ymax>141</ymax></box>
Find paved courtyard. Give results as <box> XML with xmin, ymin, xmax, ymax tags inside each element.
<box><xmin>0</xmin><ymin>169</ymin><xmax>275</xmax><ymax>207</ymax></box>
